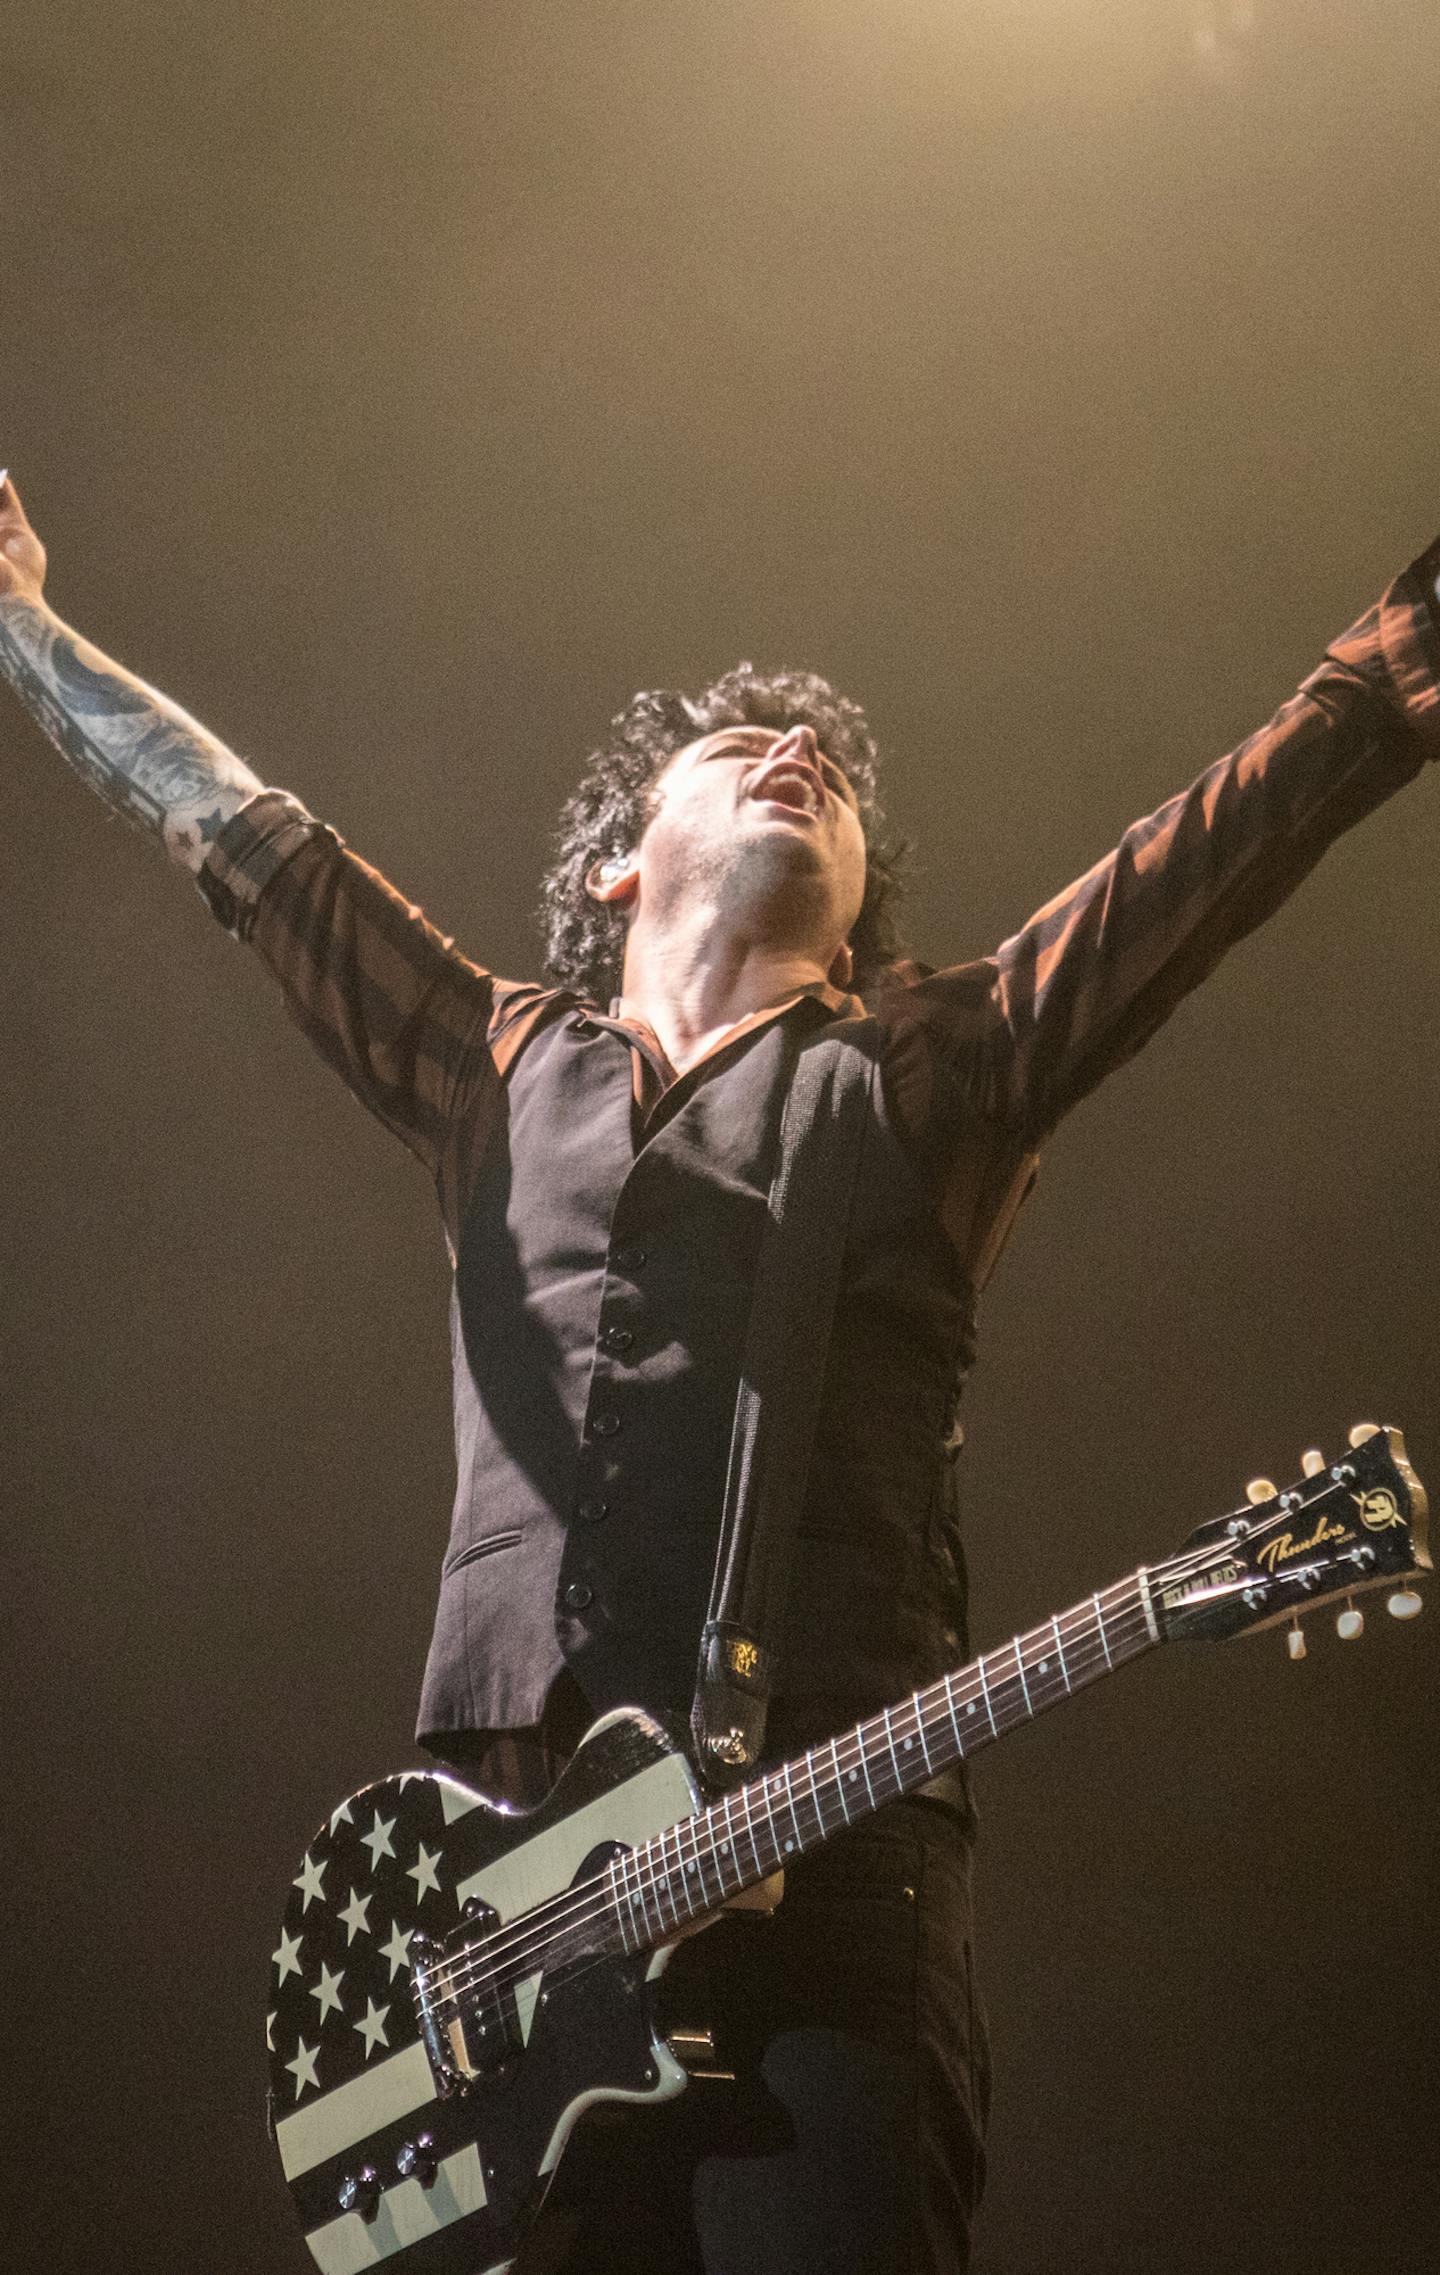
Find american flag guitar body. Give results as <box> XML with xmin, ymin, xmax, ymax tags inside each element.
<box><xmin>268</xmin><ymin>1425</ymin><xmax>1428</xmax><ymax>2275</ymax></box>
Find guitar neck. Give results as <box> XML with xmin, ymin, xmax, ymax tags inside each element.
<box><xmin>609</xmin><ymin>1566</ymin><xmax>1162</xmax><ymax>1951</ymax></box>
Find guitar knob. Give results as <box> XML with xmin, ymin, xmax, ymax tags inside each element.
<box><xmin>338</xmin><ymin>2167</ymin><xmax>381</xmax><ymax>2222</ymax></box>
<box><xmin>1245</xmin><ymin>1477</ymin><xmax>1277</xmax><ymax>1505</ymax></box>
<box><xmin>1300</xmin><ymin>1449</ymin><xmax>1325</xmax><ymax>1478</ymax></box>
<box><xmin>1285</xmin><ymin>1622</ymin><xmax>1307</xmax><ymax>1661</ymax></box>
<box><xmin>396</xmin><ymin>2135</ymin><xmax>438</xmax><ymax>2187</ymax></box>
<box><xmin>1348</xmin><ymin>1422</ymin><xmax>1381</xmax><ymax>1448</ymax></box>
<box><xmin>1336</xmin><ymin>1600</ymin><xmax>1364</xmax><ymax>1641</ymax></box>
<box><xmin>1387</xmin><ymin>1587</ymin><xmax>1423</xmax><ymax>1621</ymax></box>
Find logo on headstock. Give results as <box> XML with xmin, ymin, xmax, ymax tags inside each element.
<box><xmin>1162</xmin><ymin>1559</ymin><xmax>1243</xmax><ymax>1610</ymax></box>
<box><xmin>727</xmin><ymin>1639</ymin><xmax>760</xmax><ymax>1681</ymax></box>
<box><xmin>1255</xmin><ymin>1511</ymin><xmax>1351</xmax><ymax>1575</ymax></box>
<box><xmin>1355</xmin><ymin>1488</ymin><xmax>1403</xmax><ymax>1533</ymax></box>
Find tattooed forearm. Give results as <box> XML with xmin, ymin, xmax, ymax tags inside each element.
<box><xmin>0</xmin><ymin>596</ymin><xmax>265</xmax><ymax>871</ymax></box>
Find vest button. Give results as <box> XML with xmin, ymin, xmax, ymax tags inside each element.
<box><xmin>613</xmin><ymin>1244</ymin><xmax>647</xmax><ymax>1273</ymax></box>
<box><xmin>575</xmin><ymin>1497</ymin><xmax>609</xmax><ymax>1524</ymax></box>
<box><xmin>563</xmin><ymin>1581</ymin><xmax>594</xmax><ymax>1612</ymax></box>
<box><xmin>600</xmin><ymin>1326</ymin><xmax>634</xmax><ymax>1354</ymax></box>
<box><xmin>591</xmin><ymin>1411</ymin><xmax>621</xmax><ymax>1439</ymax></box>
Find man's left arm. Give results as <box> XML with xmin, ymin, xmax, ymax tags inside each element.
<box><xmin>979</xmin><ymin>539</ymin><xmax>1440</xmax><ymax>1138</ymax></box>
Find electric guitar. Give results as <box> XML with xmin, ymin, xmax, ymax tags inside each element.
<box><xmin>268</xmin><ymin>1422</ymin><xmax>1429</xmax><ymax>2275</ymax></box>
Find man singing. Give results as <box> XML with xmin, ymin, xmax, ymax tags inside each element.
<box><xmin>3</xmin><ymin>467</ymin><xmax>1436</xmax><ymax>2271</ymax></box>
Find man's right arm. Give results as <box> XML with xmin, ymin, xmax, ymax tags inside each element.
<box><xmin>0</xmin><ymin>473</ymin><xmax>264</xmax><ymax>868</ymax></box>
<box><xmin>1</xmin><ymin>472</ymin><xmax>537</xmax><ymax>1239</ymax></box>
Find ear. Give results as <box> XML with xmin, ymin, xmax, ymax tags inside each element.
<box><xmin>584</xmin><ymin>853</ymin><xmax>640</xmax><ymax>906</ymax></box>
<box><xmin>827</xmin><ymin>939</ymin><xmax>855</xmax><ymax>990</ymax></box>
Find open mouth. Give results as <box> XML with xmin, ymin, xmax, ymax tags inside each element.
<box><xmin>746</xmin><ymin>759</ymin><xmax>824</xmax><ymax>818</ymax></box>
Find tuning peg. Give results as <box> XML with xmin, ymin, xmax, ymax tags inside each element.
<box><xmin>1336</xmin><ymin>1596</ymin><xmax>1364</xmax><ymax>1641</ymax></box>
<box><xmin>1285</xmin><ymin>1620</ymin><xmax>1307</xmax><ymax>1661</ymax></box>
<box><xmin>1246</xmin><ymin>1477</ymin><xmax>1278</xmax><ymax>1505</ymax></box>
<box><xmin>1301</xmin><ymin>1449</ymin><xmax>1325</xmax><ymax>1478</ymax></box>
<box><xmin>1387</xmin><ymin>1587</ymin><xmax>1424</xmax><ymax>1621</ymax></box>
<box><xmin>1348</xmin><ymin>1422</ymin><xmax>1381</xmax><ymax>1448</ymax></box>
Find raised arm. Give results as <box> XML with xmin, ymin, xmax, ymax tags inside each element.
<box><xmin>981</xmin><ymin>541</ymin><xmax>1440</xmax><ymax>1138</ymax></box>
<box><xmin>0</xmin><ymin>469</ymin><xmax>530</xmax><ymax>1238</ymax></box>
<box><xmin>0</xmin><ymin>473</ymin><xmax>263</xmax><ymax>869</ymax></box>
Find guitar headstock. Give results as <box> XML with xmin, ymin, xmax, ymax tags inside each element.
<box><xmin>1151</xmin><ymin>1424</ymin><xmax>1430</xmax><ymax>1649</ymax></box>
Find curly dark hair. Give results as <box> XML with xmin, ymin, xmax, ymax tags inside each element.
<box><xmin>538</xmin><ymin>663</ymin><xmax>908</xmax><ymax>1004</ymax></box>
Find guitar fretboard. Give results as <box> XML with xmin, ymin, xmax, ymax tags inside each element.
<box><xmin>607</xmin><ymin>1567</ymin><xmax>1161</xmax><ymax>1954</ymax></box>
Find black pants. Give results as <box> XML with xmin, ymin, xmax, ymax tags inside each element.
<box><xmin>519</xmin><ymin>1796</ymin><xmax>990</xmax><ymax>2275</ymax></box>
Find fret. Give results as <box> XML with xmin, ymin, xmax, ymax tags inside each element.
<box><xmin>707</xmin><ymin>1803</ymin><xmax>737</xmax><ymax>1905</ymax></box>
<box><xmin>831</xmin><ymin>1736</ymin><xmax>851</xmax><ymax>1824</ymax></box>
<box><xmin>610</xmin><ymin>1858</ymin><xmax>636</xmax><ymax>1955</ymax></box>
<box><xmin>708</xmin><ymin>1804</ymin><xmax>737</xmax><ymax>1902</ymax></box>
<box><xmin>1092</xmin><ymin>1591</ymin><xmax>1114</xmax><ymax>1670</ymax></box>
<box><xmin>691</xmin><ymin>1813</ymin><xmax>713</xmax><ymax>1896</ymax></box>
<box><xmin>943</xmin><ymin>1673</ymin><xmax>965</xmax><ymax>1756</ymax></box>
<box><xmin>741</xmin><ymin>1786</ymin><xmax>769</xmax><ymax>1883</ymax></box>
<box><xmin>881</xmin><ymin>1704</ymin><xmax>902</xmax><ymax>1789</ymax></box>
<box><xmin>627</xmin><ymin>1848</ymin><xmax>658</xmax><ymax>1946</ymax></box>
<box><xmin>734</xmin><ymin>1783</ymin><xmax>766</xmax><ymax>1884</ymax></box>
<box><xmin>858</xmin><ymin>1735</ymin><xmax>877</xmax><ymax>1808</ymax></box>
<box><xmin>705</xmin><ymin>1810</ymin><xmax>737</xmax><ymax>1901</ymax></box>
<box><xmin>674</xmin><ymin>1813</ymin><xmax>705</xmax><ymax>1914</ymax></box>
<box><xmin>670</xmin><ymin>1830</ymin><xmax>695</xmax><ymax>1923</ymax></box>
<box><xmin>1052</xmin><ymin>1613</ymin><xmax>1071</xmax><ymax>1692</ymax></box>
<box><xmin>780</xmin><ymin>1760</ymin><xmax>804</xmax><ymax>1854</ymax></box>
<box><xmin>616</xmin><ymin>1850</ymin><xmax>640</xmax><ymax>1944</ymax></box>
<box><xmin>1012</xmin><ymin>1639</ymin><xmax>1034</xmax><ymax>1718</ymax></box>
<box><xmin>913</xmin><ymin>1697</ymin><xmax>935</xmax><ymax>1777</ymax></box>
<box><xmin>650</xmin><ymin>1831</ymin><xmax>677</xmax><ymax>1933</ymax></box>
<box><xmin>977</xmin><ymin>1655</ymin><xmax>998</xmax><ymax>1738</ymax></box>
<box><xmin>802</xmin><ymin>1749</ymin><xmax>828</xmax><ymax>1842</ymax></box>
<box><xmin>760</xmin><ymin>1772</ymin><xmax>787</xmax><ymax>1870</ymax></box>
<box><xmin>649</xmin><ymin>1838</ymin><xmax>679</xmax><ymax>1936</ymax></box>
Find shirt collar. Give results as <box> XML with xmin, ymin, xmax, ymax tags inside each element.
<box><xmin>602</xmin><ymin>977</ymin><xmax>863</xmax><ymax>1093</ymax></box>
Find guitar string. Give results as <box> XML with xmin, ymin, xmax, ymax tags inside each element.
<box><xmin>421</xmin><ymin>1481</ymin><xmax>1379</xmax><ymax>2013</ymax></box>
<box><xmin>423</xmin><ymin>1586</ymin><xmax>1159</xmax><ymax>2005</ymax></box>
<box><xmin>423</xmin><ymin>1606</ymin><xmax>1164</xmax><ymax>2038</ymax></box>
<box><xmin>424</xmin><ymin>1590</ymin><xmax>1165</xmax><ymax>2013</ymax></box>
<box><xmin>423</xmin><ymin>1528</ymin><xmax>1259</xmax><ymax>2007</ymax></box>
<box><xmin>423</xmin><ymin>1544</ymin><xmax>1265</xmax><ymax>2015</ymax></box>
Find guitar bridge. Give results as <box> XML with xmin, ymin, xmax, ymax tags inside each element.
<box><xmin>666</xmin><ymin>2027</ymin><xmax>735</xmax><ymax>2081</ymax></box>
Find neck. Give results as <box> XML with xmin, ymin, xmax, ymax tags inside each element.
<box><xmin>606</xmin><ymin>1567</ymin><xmax>1164</xmax><ymax>1952</ymax></box>
<box><xmin>617</xmin><ymin>904</ymin><xmax>838</xmax><ymax>1072</ymax></box>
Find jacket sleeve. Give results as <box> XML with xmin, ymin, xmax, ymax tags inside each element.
<box><xmin>197</xmin><ymin>792</ymin><xmax>533</xmax><ymax>1234</ymax></box>
<box><xmin>984</xmin><ymin>540</ymin><xmax>1440</xmax><ymax>1139</ymax></box>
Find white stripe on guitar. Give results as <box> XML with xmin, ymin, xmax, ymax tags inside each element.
<box><xmin>438</xmin><ymin>1777</ymin><xmax>485</xmax><ymax>1828</ymax></box>
<box><xmin>453</xmin><ymin>1726</ymin><xmax>698</xmax><ymax>1924</ymax></box>
<box><xmin>276</xmin><ymin>2041</ymin><xmax>434</xmax><ymax>2182</ymax></box>
<box><xmin>304</xmin><ymin>2142</ymin><xmax>492</xmax><ymax>2274</ymax></box>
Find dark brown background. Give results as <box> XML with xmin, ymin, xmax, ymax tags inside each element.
<box><xmin>3</xmin><ymin>4</ymin><xmax>1437</xmax><ymax>2270</ymax></box>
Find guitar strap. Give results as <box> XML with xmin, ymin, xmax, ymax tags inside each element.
<box><xmin>690</xmin><ymin>1015</ymin><xmax>882</xmax><ymax>1787</ymax></box>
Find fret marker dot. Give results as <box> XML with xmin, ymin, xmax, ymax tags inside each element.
<box><xmin>904</xmin><ymin>1737</ymin><xmax>913</xmax><ymax>1750</ymax></box>
<box><xmin>967</xmin><ymin>1703</ymin><xmax>976</xmax><ymax>1716</ymax></box>
<box><xmin>784</xmin><ymin>1839</ymin><xmax>794</xmax><ymax>1853</ymax></box>
<box><xmin>721</xmin><ymin>1840</ymin><xmax>730</xmax><ymax>1853</ymax></box>
<box><xmin>1038</xmin><ymin>1660</ymin><xmax>1048</xmax><ymax>1673</ymax></box>
<box><xmin>849</xmin><ymin>1770</ymin><xmax>858</xmax><ymax>1781</ymax></box>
